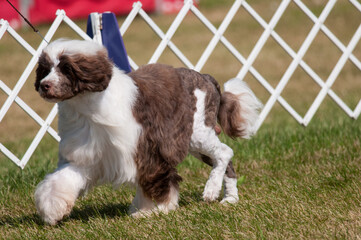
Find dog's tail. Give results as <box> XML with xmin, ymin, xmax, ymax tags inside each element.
<box><xmin>218</xmin><ymin>78</ymin><xmax>263</xmax><ymax>139</ymax></box>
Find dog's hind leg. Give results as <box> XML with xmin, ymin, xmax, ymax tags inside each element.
<box><xmin>190</xmin><ymin>89</ymin><xmax>234</xmax><ymax>202</ymax></box>
<box><xmin>221</xmin><ymin>171</ymin><xmax>239</xmax><ymax>204</ymax></box>
<box><xmin>195</xmin><ymin>139</ymin><xmax>233</xmax><ymax>202</ymax></box>
<box><xmin>34</xmin><ymin>163</ymin><xmax>88</xmax><ymax>225</ymax></box>
<box><xmin>191</xmin><ymin>152</ymin><xmax>239</xmax><ymax>203</ymax></box>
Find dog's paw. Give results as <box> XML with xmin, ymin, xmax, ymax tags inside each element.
<box><xmin>202</xmin><ymin>176</ymin><xmax>223</xmax><ymax>202</ymax></box>
<box><xmin>35</xmin><ymin>180</ymin><xmax>74</xmax><ymax>225</ymax></box>
<box><xmin>35</xmin><ymin>193</ymin><xmax>73</xmax><ymax>225</ymax></box>
<box><xmin>130</xmin><ymin>210</ymin><xmax>153</xmax><ymax>218</ymax></box>
<box><xmin>220</xmin><ymin>195</ymin><xmax>239</xmax><ymax>204</ymax></box>
<box><xmin>202</xmin><ymin>186</ymin><xmax>221</xmax><ymax>202</ymax></box>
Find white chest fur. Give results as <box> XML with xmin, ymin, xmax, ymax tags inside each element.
<box><xmin>57</xmin><ymin>69</ymin><xmax>142</xmax><ymax>186</ymax></box>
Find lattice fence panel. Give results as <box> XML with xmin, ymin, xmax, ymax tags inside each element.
<box><xmin>0</xmin><ymin>0</ymin><xmax>360</xmax><ymax>168</ymax></box>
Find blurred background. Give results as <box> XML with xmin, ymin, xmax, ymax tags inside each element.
<box><xmin>0</xmin><ymin>0</ymin><xmax>360</xmax><ymax>154</ymax></box>
<box><xmin>0</xmin><ymin>0</ymin><xmax>188</xmax><ymax>29</ymax></box>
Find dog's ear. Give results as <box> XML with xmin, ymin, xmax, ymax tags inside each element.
<box><xmin>58</xmin><ymin>49</ymin><xmax>113</xmax><ymax>93</ymax></box>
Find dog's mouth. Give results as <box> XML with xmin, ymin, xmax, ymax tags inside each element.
<box><xmin>42</xmin><ymin>95</ymin><xmax>60</xmax><ymax>103</ymax></box>
<box><xmin>37</xmin><ymin>88</ymin><xmax>63</xmax><ymax>103</ymax></box>
<box><xmin>39</xmin><ymin>94</ymin><xmax>59</xmax><ymax>103</ymax></box>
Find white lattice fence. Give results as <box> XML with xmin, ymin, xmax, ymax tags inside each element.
<box><xmin>0</xmin><ymin>0</ymin><xmax>360</xmax><ymax>168</ymax></box>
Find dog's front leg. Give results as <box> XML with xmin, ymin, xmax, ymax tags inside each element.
<box><xmin>34</xmin><ymin>163</ymin><xmax>88</xmax><ymax>225</ymax></box>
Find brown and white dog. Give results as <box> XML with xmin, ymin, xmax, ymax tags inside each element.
<box><xmin>34</xmin><ymin>39</ymin><xmax>262</xmax><ymax>225</ymax></box>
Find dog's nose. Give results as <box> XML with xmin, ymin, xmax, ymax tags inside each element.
<box><xmin>40</xmin><ymin>81</ymin><xmax>52</xmax><ymax>93</ymax></box>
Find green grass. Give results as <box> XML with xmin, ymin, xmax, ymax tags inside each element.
<box><xmin>1</xmin><ymin>114</ymin><xmax>360</xmax><ymax>239</ymax></box>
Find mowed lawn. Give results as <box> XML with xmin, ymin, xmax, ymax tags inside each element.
<box><xmin>1</xmin><ymin>0</ymin><xmax>361</xmax><ymax>239</ymax></box>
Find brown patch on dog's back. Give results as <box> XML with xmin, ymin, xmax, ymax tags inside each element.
<box><xmin>176</xmin><ymin>68</ymin><xmax>221</xmax><ymax>129</ymax></box>
<box><xmin>130</xmin><ymin>64</ymin><xmax>226</xmax><ymax>203</ymax></box>
<box><xmin>130</xmin><ymin>64</ymin><xmax>195</xmax><ymax>203</ymax></box>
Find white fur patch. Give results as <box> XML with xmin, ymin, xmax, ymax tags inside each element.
<box><xmin>190</xmin><ymin>89</ymin><xmax>234</xmax><ymax>202</ymax></box>
<box><xmin>57</xmin><ymin>67</ymin><xmax>142</xmax><ymax>186</ymax></box>
<box><xmin>38</xmin><ymin>67</ymin><xmax>61</xmax><ymax>100</ymax></box>
<box><xmin>44</xmin><ymin>39</ymin><xmax>103</xmax><ymax>62</ymax></box>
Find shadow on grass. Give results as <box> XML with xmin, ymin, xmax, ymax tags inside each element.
<box><xmin>0</xmin><ymin>203</ymin><xmax>129</xmax><ymax>227</ymax></box>
<box><xmin>0</xmin><ymin>189</ymin><xmax>203</xmax><ymax>227</ymax></box>
<box><xmin>0</xmin><ymin>213</ymin><xmax>44</xmax><ymax>227</ymax></box>
<box><xmin>69</xmin><ymin>202</ymin><xmax>129</xmax><ymax>222</ymax></box>
<box><xmin>179</xmin><ymin>190</ymin><xmax>203</xmax><ymax>207</ymax></box>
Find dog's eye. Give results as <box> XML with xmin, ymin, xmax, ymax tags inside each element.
<box><xmin>36</xmin><ymin>64</ymin><xmax>51</xmax><ymax>80</ymax></box>
<box><xmin>58</xmin><ymin>61</ymin><xmax>74</xmax><ymax>77</ymax></box>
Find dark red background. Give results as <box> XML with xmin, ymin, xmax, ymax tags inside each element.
<box><xmin>0</xmin><ymin>0</ymin><xmax>155</xmax><ymax>27</ymax></box>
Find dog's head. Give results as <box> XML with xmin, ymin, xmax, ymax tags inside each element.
<box><xmin>35</xmin><ymin>39</ymin><xmax>113</xmax><ymax>102</ymax></box>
